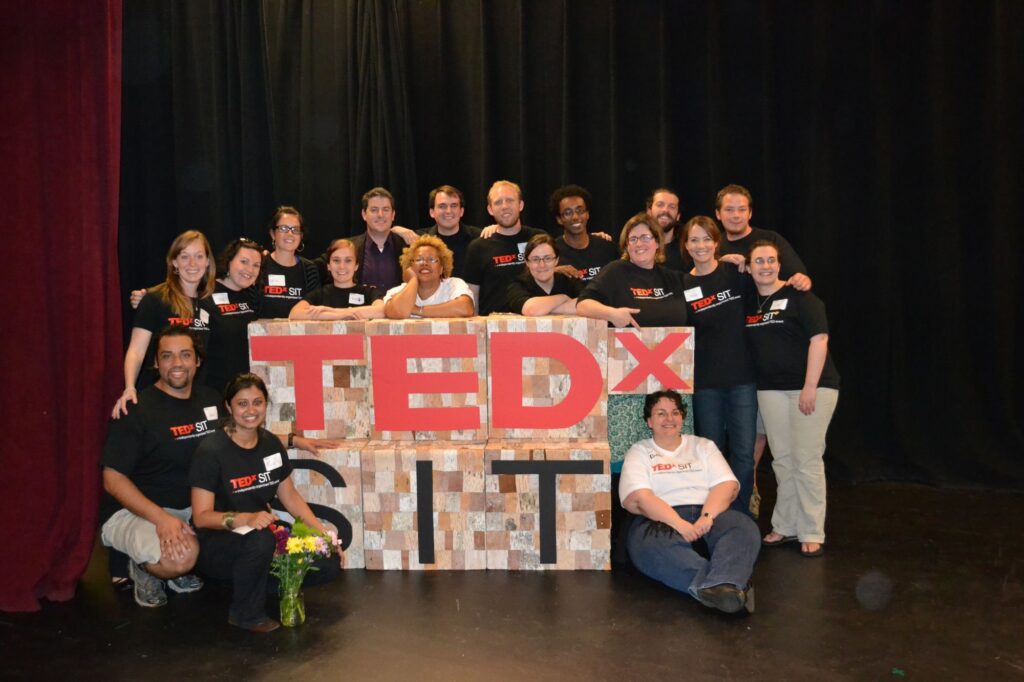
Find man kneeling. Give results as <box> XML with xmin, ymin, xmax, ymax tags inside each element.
<box><xmin>99</xmin><ymin>325</ymin><xmax>221</xmax><ymax>607</ymax></box>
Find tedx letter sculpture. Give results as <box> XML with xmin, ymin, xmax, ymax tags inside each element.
<box><xmin>249</xmin><ymin>316</ymin><xmax>693</xmax><ymax>571</ymax></box>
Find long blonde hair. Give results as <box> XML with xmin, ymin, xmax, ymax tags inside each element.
<box><xmin>152</xmin><ymin>230</ymin><xmax>216</xmax><ymax>318</ymax></box>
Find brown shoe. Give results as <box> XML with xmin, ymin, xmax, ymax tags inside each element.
<box><xmin>229</xmin><ymin>617</ymin><xmax>280</xmax><ymax>633</ymax></box>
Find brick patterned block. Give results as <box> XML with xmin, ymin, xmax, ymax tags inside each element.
<box><xmin>285</xmin><ymin>443</ymin><xmax>366</xmax><ymax>569</ymax></box>
<box><xmin>606</xmin><ymin>326</ymin><xmax>695</xmax><ymax>395</ymax></box>
<box><xmin>361</xmin><ymin>442</ymin><xmax>487</xmax><ymax>570</ymax></box>
<box><xmin>484</xmin><ymin>440</ymin><xmax>611</xmax><ymax>570</ymax></box>
<box><xmin>248</xmin><ymin>319</ymin><xmax>371</xmax><ymax>439</ymax></box>
<box><xmin>366</xmin><ymin>318</ymin><xmax>488</xmax><ymax>441</ymax></box>
<box><xmin>486</xmin><ymin>316</ymin><xmax>608</xmax><ymax>441</ymax></box>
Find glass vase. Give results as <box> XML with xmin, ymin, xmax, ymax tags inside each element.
<box><xmin>279</xmin><ymin>589</ymin><xmax>306</xmax><ymax>627</ymax></box>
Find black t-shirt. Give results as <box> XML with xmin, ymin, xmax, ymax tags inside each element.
<box><xmin>99</xmin><ymin>385</ymin><xmax>222</xmax><ymax>522</ymax></box>
<box><xmin>463</xmin><ymin>227</ymin><xmax>544</xmax><ymax>315</ymax></box>
<box><xmin>506</xmin><ymin>271</ymin><xmax>584</xmax><ymax>314</ymax></box>
<box><xmin>190</xmin><ymin>429</ymin><xmax>293</xmax><ymax>513</ymax></box>
<box><xmin>719</xmin><ymin>227</ymin><xmax>809</xmax><ymax>281</ymax></box>
<box><xmin>200</xmin><ymin>282</ymin><xmax>258</xmax><ymax>394</ymax></box>
<box><xmin>661</xmin><ymin>232</ymin><xmax>689</xmax><ymax>273</ymax></box>
<box><xmin>302</xmin><ymin>283</ymin><xmax>383</xmax><ymax>308</ymax></box>
<box><xmin>578</xmin><ymin>259</ymin><xmax>689</xmax><ymax>327</ymax></box>
<box><xmin>258</xmin><ymin>256</ymin><xmax>320</xmax><ymax>318</ymax></box>
<box><xmin>555</xmin><ymin>236</ymin><xmax>620</xmax><ymax>282</ymax></box>
<box><xmin>132</xmin><ymin>291</ymin><xmax>211</xmax><ymax>389</ymax></box>
<box><xmin>418</xmin><ymin>224</ymin><xmax>482</xmax><ymax>279</ymax></box>
<box><xmin>744</xmin><ymin>288</ymin><xmax>840</xmax><ymax>390</ymax></box>
<box><xmin>682</xmin><ymin>263</ymin><xmax>756</xmax><ymax>389</ymax></box>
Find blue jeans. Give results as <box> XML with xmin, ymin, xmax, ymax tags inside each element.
<box><xmin>692</xmin><ymin>383</ymin><xmax>757</xmax><ymax>516</ymax></box>
<box><xmin>626</xmin><ymin>506</ymin><xmax>760</xmax><ymax>599</ymax></box>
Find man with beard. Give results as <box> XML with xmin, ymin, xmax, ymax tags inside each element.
<box><xmin>100</xmin><ymin>325</ymin><xmax>220</xmax><ymax>608</ymax></box>
<box><xmin>416</xmin><ymin>185</ymin><xmax>480</xmax><ymax>278</ymax></box>
<box><xmin>645</xmin><ymin>187</ymin><xmax>688</xmax><ymax>272</ymax></box>
<box><xmin>550</xmin><ymin>184</ymin><xmax>619</xmax><ymax>283</ymax></box>
<box><xmin>463</xmin><ymin>180</ymin><xmax>543</xmax><ymax>314</ymax></box>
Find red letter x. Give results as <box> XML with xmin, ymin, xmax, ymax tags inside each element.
<box><xmin>611</xmin><ymin>331</ymin><xmax>691</xmax><ymax>392</ymax></box>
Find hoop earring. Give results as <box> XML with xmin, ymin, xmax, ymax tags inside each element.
<box><xmin>297</xmin><ymin>240</ymin><xmax>305</xmax><ymax>253</ymax></box>
<box><xmin>173</xmin><ymin>266</ymin><xmax>179</xmax><ymax>275</ymax></box>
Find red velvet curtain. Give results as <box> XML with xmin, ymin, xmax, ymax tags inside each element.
<box><xmin>0</xmin><ymin>1</ymin><xmax>122</xmax><ymax>611</ymax></box>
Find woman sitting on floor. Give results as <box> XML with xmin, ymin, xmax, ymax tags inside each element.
<box><xmin>620</xmin><ymin>390</ymin><xmax>760</xmax><ymax>613</ymax></box>
<box><xmin>383</xmin><ymin>234</ymin><xmax>475</xmax><ymax>318</ymax></box>
<box><xmin>190</xmin><ymin>373</ymin><xmax>344</xmax><ymax>632</ymax></box>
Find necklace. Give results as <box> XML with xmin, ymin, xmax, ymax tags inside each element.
<box><xmin>757</xmin><ymin>291</ymin><xmax>775</xmax><ymax>313</ymax></box>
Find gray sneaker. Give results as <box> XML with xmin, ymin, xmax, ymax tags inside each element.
<box><xmin>167</xmin><ymin>573</ymin><xmax>204</xmax><ymax>594</ymax></box>
<box><xmin>128</xmin><ymin>561</ymin><xmax>167</xmax><ymax>608</ymax></box>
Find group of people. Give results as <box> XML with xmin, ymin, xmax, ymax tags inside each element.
<box><xmin>100</xmin><ymin>180</ymin><xmax>839</xmax><ymax>625</ymax></box>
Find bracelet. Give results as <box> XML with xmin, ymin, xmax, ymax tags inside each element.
<box><xmin>222</xmin><ymin>511</ymin><xmax>236</xmax><ymax>530</ymax></box>
<box><xmin>701</xmin><ymin>512</ymin><xmax>714</xmax><ymax>521</ymax></box>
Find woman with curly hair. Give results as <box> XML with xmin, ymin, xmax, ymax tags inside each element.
<box><xmin>382</xmin><ymin>234</ymin><xmax>475</xmax><ymax>318</ymax></box>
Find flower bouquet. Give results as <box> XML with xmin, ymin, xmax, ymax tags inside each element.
<box><xmin>269</xmin><ymin>519</ymin><xmax>337</xmax><ymax>627</ymax></box>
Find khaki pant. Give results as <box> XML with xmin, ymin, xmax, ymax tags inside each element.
<box><xmin>757</xmin><ymin>389</ymin><xmax>839</xmax><ymax>543</ymax></box>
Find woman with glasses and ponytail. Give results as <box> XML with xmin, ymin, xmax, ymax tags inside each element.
<box><xmin>577</xmin><ymin>212</ymin><xmax>688</xmax><ymax>328</ymax></box>
<box><xmin>506</xmin><ymin>233</ymin><xmax>582</xmax><ymax>316</ymax></box>
<box><xmin>257</xmin><ymin>206</ymin><xmax>321</xmax><ymax>319</ymax></box>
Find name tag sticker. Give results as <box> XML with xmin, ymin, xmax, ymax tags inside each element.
<box><xmin>264</xmin><ymin>453</ymin><xmax>283</xmax><ymax>471</ymax></box>
<box><xmin>199</xmin><ymin>309</ymin><xmax>210</xmax><ymax>324</ymax></box>
<box><xmin>269</xmin><ymin>274</ymin><xmax>286</xmax><ymax>286</ymax></box>
<box><xmin>203</xmin><ymin>406</ymin><xmax>219</xmax><ymax>421</ymax></box>
<box><xmin>771</xmin><ymin>298</ymin><xmax>789</xmax><ymax>311</ymax></box>
<box><xmin>212</xmin><ymin>293</ymin><xmax>230</xmax><ymax>305</ymax></box>
<box><xmin>349</xmin><ymin>293</ymin><xmax>365</xmax><ymax>305</ymax></box>
<box><xmin>683</xmin><ymin>286</ymin><xmax>703</xmax><ymax>302</ymax></box>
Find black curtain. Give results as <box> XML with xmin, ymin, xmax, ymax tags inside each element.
<box><xmin>118</xmin><ymin>0</ymin><xmax>1024</xmax><ymax>489</ymax></box>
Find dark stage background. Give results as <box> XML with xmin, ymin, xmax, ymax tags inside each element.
<box><xmin>119</xmin><ymin>0</ymin><xmax>1024</xmax><ymax>489</ymax></box>
<box><xmin>4</xmin><ymin>0</ymin><xmax>1021</xmax><ymax>611</ymax></box>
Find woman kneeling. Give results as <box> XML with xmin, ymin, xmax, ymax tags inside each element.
<box><xmin>620</xmin><ymin>390</ymin><xmax>760</xmax><ymax>613</ymax></box>
<box><xmin>190</xmin><ymin>374</ymin><xmax>343</xmax><ymax>632</ymax></box>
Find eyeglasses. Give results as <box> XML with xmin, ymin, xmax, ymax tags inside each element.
<box><xmin>627</xmin><ymin>234</ymin><xmax>655</xmax><ymax>245</ymax></box>
<box><xmin>413</xmin><ymin>256</ymin><xmax>439</xmax><ymax>265</ymax></box>
<box><xmin>527</xmin><ymin>255</ymin><xmax>557</xmax><ymax>264</ymax></box>
<box><xmin>275</xmin><ymin>225</ymin><xmax>302</xmax><ymax>234</ymax></box>
<box><xmin>560</xmin><ymin>206</ymin><xmax>588</xmax><ymax>219</ymax></box>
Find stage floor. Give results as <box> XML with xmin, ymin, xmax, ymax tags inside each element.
<box><xmin>4</xmin><ymin>481</ymin><xmax>1023</xmax><ymax>681</ymax></box>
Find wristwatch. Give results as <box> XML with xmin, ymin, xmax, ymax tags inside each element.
<box><xmin>222</xmin><ymin>511</ymin><xmax>237</xmax><ymax>530</ymax></box>
<box><xmin>701</xmin><ymin>512</ymin><xmax>714</xmax><ymax>521</ymax></box>
<box><xmin>287</xmin><ymin>432</ymin><xmax>295</xmax><ymax>448</ymax></box>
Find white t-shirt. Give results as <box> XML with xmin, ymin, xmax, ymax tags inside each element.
<box><xmin>618</xmin><ymin>435</ymin><xmax>737</xmax><ymax>507</ymax></box>
<box><xmin>383</xmin><ymin>276</ymin><xmax>474</xmax><ymax>316</ymax></box>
